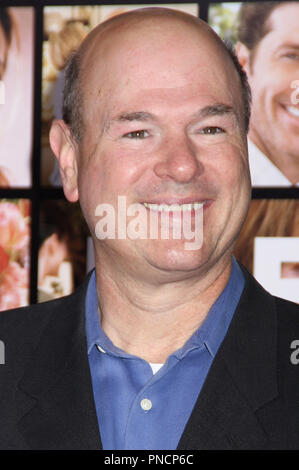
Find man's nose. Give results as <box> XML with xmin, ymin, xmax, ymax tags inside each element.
<box><xmin>153</xmin><ymin>135</ymin><xmax>203</xmax><ymax>183</ymax></box>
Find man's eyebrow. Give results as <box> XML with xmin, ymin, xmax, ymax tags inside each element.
<box><xmin>105</xmin><ymin>111</ymin><xmax>155</xmax><ymax>131</ymax></box>
<box><xmin>191</xmin><ymin>104</ymin><xmax>236</xmax><ymax>120</ymax></box>
<box><xmin>275</xmin><ymin>43</ymin><xmax>299</xmax><ymax>51</ymax></box>
<box><xmin>115</xmin><ymin>111</ymin><xmax>155</xmax><ymax>122</ymax></box>
<box><xmin>115</xmin><ymin>105</ymin><xmax>234</xmax><ymax>121</ymax></box>
<box><xmin>105</xmin><ymin>104</ymin><xmax>236</xmax><ymax>131</ymax></box>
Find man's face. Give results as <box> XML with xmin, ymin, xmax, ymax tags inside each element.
<box><xmin>76</xmin><ymin>19</ymin><xmax>251</xmax><ymax>280</ymax></box>
<box><xmin>246</xmin><ymin>3</ymin><xmax>299</xmax><ymax>163</ymax></box>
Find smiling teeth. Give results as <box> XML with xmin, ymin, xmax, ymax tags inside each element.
<box><xmin>286</xmin><ymin>106</ymin><xmax>299</xmax><ymax>117</ymax></box>
<box><xmin>143</xmin><ymin>202</ymin><xmax>205</xmax><ymax>212</ymax></box>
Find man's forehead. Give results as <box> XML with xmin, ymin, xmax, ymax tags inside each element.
<box><xmin>106</xmin><ymin>85</ymin><xmax>235</xmax><ymax>114</ymax></box>
<box><xmin>77</xmin><ymin>9</ymin><xmax>242</xmax><ymax>127</ymax></box>
<box><xmin>266</xmin><ymin>2</ymin><xmax>299</xmax><ymax>37</ymax></box>
<box><xmin>81</xmin><ymin>27</ymin><xmax>231</xmax><ymax>94</ymax></box>
<box><xmin>85</xmin><ymin>50</ymin><xmax>236</xmax><ymax>120</ymax></box>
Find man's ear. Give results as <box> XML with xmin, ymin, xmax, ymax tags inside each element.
<box><xmin>49</xmin><ymin>120</ymin><xmax>79</xmax><ymax>202</ymax></box>
<box><xmin>235</xmin><ymin>42</ymin><xmax>251</xmax><ymax>77</ymax></box>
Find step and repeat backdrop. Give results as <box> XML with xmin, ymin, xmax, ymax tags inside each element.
<box><xmin>0</xmin><ymin>1</ymin><xmax>298</xmax><ymax>310</ymax></box>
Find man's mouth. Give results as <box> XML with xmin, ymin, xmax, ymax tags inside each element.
<box><xmin>284</xmin><ymin>105</ymin><xmax>299</xmax><ymax>118</ymax></box>
<box><xmin>142</xmin><ymin>201</ymin><xmax>208</xmax><ymax>212</ymax></box>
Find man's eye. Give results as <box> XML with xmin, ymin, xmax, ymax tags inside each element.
<box><xmin>283</xmin><ymin>53</ymin><xmax>299</xmax><ymax>61</ymax></box>
<box><xmin>199</xmin><ymin>127</ymin><xmax>225</xmax><ymax>135</ymax></box>
<box><xmin>124</xmin><ymin>130</ymin><xmax>149</xmax><ymax>139</ymax></box>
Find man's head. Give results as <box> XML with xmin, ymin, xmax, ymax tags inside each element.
<box><xmin>237</xmin><ymin>2</ymin><xmax>299</xmax><ymax>177</ymax></box>
<box><xmin>50</xmin><ymin>7</ymin><xmax>251</xmax><ymax>282</ymax></box>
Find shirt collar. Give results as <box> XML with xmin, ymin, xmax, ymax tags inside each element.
<box><xmin>85</xmin><ymin>272</ymin><xmax>134</xmax><ymax>358</ymax></box>
<box><xmin>248</xmin><ymin>138</ymin><xmax>299</xmax><ymax>187</ymax></box>
<box><xmin>85</xmin><ymin>257</ymin><xmax>244</xmax><ymax>360</ymax></box>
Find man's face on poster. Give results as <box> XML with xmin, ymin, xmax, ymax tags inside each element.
<box><xmin>245</xmin><ymin>3</ymin><xmax>299</xmax><ymax>165</ymax></box>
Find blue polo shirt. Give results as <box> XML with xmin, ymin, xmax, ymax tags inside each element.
<box><xmin>85</xmin><ymin>257</ymin><xmax>244</xmax><ymax>450</ymax></box>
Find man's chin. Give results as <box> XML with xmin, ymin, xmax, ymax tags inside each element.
<box><xmin>142</xmin><ymin>239</ymin><xmax>208</xmax><ymax>275</ymax></box>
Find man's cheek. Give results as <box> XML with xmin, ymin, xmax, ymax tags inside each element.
<box><xmin>214</xmin><ymin>145</ymin><xmax>245</xmax><ymax>179</ymax></box>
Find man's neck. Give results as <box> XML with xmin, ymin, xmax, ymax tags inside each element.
<box><xmin>249</xmin><ymin>128</ymin><xmax>299</xmax><ymax>185</ymax></box>
<box><xmin>94</xmin><ymin>256</ymin><xmax>232</xmax><ymax>363</ymax></box>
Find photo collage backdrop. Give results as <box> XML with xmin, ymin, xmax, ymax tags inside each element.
<box><xmin>0</xmin><ymin>1</ymin><xmax>298</xmax><ymax>310</ymax></box>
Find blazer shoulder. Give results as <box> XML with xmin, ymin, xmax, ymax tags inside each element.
<box><xmin>0</xmin><ymin>270</ymin><xmax>92</xmax><ymax>336</ymax></box>
<box><xmin>0</xmin><ymin>293</ymin><xmax>74</xmax><ymax>340</ymax></box>
<box><xmin>240</xmin><ymin>263</ymin><xmax>299</xmax><ymax>325</ymax></box>
<box><xmin>0</xmin><ymin>295</ymin><xmax>73</xmax><ymax>379</ymax></box>
<box><xmin>271</xmin><ymin>295</ymin><xmax>299</xmax><ymax>407</ymax></box>
<box><xmin>274</xmin><ymin>294</ymin><xmax>299</xmax><ymax>313</ymax></box>
<box><xmin>0</xmin><ymin>272</ymin><xmax>91</xmax><ymax>372</ymax></box>
<box><xmin>274</xmin><ymin>295</ymin><xmax>299</xmax><ymax>334</ymax></box>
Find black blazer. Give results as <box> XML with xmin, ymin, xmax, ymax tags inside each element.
<box><xmin>0</xmin><ymin>266</ymin><xmax>298</xmax><ymax>450</ymax></box>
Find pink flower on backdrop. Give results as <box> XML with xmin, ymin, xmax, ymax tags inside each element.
<box><xmin>0</xmin><ymin>261</ymin><xmax>29</xmax><ymax>310</ymax></box>
<box><xmin>0</xmin><ymin>202</ymin><xmax>30</xmax><ymax>251</ymax></box>
<box><xmin>0</xmin><ymin>246</ymin><xmax>9</xmax><ymax>273</ymax></box>
<box><xmin>17</xmin><ymin>199</ymin><xmax>31</xmax><ymax>219</ymax></box>
<box><xmin>1</xmin><ymin>261</ymin><xmax>29</xmax><ymax>288</ymax></box>
<box><xmin>0</xmin><ymin>284</ymin><xmax>22</xmax><ymax>310</ymax></box>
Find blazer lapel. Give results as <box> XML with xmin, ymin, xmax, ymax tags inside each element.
<box><xmin>177</xmin><ymin>356</ymin><xmax>269</xmax><ymax>450</ymax></box>
<box><xmin>16</xmin><ymin>274</ymin><xmax>102</xmax><ymax>450</ymax></box>
<box><xmin>178</xmin><ymin>266</ymin><xmax>279</xmax><ymax>450</ymax></box>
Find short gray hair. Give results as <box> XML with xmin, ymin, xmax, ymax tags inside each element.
<box><xmin>224</xmin><ymin>40</ymin><xmax>252</xmax><ymax>133</ymax></box>
<box><xmin>62</xmin><ymin>50</ymin><xmax>84</xmax><ymax>142</ymax></box>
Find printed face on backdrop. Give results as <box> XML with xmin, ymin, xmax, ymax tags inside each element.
<box><xmin>51</xmin><ymin>13</ymin><xmax>251</xmax><ymax>282</ymax></box>
<box><xmin>241</xmin><ymin>3</ymin><xmax>299</xmax><ymax>173</ymax></box>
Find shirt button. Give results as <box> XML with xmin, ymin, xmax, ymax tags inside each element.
<box><xmin>140</xmin><ymin>398</ymin><xmax>152</xmax><ymax>411</ymax></box>
<box><xmin>96</xmin><ymin>345</ymin><xmax>106</xmax><ymax>353</ymax></box>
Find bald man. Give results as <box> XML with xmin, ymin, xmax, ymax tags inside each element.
<box><xmin>0</xmin><ymin>8</ymin><xmax>298</xmax><ymax>450</ymax></box>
